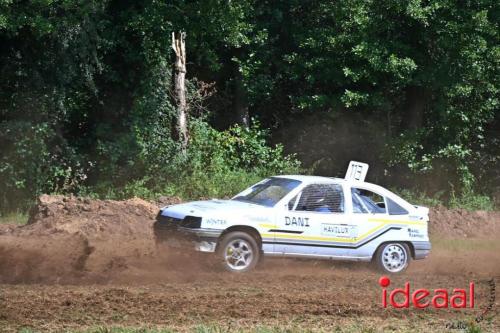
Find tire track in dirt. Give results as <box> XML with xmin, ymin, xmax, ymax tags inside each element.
<box><xmin>1</xmin><ymin>266</ymin><xmax>497</xmax><ymax>332</ymax></box>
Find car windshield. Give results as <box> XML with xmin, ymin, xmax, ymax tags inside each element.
<box><xmin>232</xmin><ymin>177</ymin><xmax>302</xmax><ymax>207</ymax></box>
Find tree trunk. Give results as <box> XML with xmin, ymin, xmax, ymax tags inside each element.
<box><xmin>233</xmin><ymin>67</ymin><xmax>250</xmax><ymax>127</ymax></box>
<box><xmin>401</xmin><ymin>86</ymin><xmax>427</xmax><ymax>130</ymax></box>
<box><xmin>171</xmin><ymin>31</ymin><xmax>188</xmax><ymax>151</ymax></box>
<box><xmin>230</xmin><ymin>46</ymin><xmax>249</xmax><ymax>128</ymax></box>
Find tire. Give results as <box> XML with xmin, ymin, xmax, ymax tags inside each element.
<box><xmin>217</xmin><ymin>231</ymin><xmax>260</xmax><ymax>272</ymax></box>
<box><xmin>373</xmin><ymin>242</ymin><xmax>411</xmax><ymax>274</ymax></box>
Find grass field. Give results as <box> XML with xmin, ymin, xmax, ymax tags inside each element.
<box><xmin>15</xmin><ymin>323</ymin><xmax>487</xmax><ymax>333</ymax></box>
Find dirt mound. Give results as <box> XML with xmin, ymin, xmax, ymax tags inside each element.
<box><xmin>22</xmin><ymin>194</ymin><xmax>158</xmax><ymax>237</ymax></box>
<box><xmin>429</xmin><ymin>206</ymin><xmax>500</xmax><ymax>238</ymax></box>
<box><xmin>0</xmin><ymin>195</ymin><xmax>161</xmax><ymax>283</ymax></box>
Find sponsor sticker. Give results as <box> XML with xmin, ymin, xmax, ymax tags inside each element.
<box><xmin>321</xmin><ymin>223</ymin><xmax>357</xmax><ymax>238</ymax></box>
<box><xmin>408</xmin><ymin>228</ymin><xmax>425</xmax><ymax>238</ymax></box>
<box><xmin>205</xmin><ymin>218</ymin><xmax>227</xmax><ymax>226</ymax></box>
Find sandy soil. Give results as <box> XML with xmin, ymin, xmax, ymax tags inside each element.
<box><xmin>0</xmin><ymin>195</ymin><xmax>498</xmax><ymax>332</ymax></box>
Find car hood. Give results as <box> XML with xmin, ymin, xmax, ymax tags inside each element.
<box><xmin>160</xmin><ymin>199</ymin><xmax>264</xmax><ymax>219</ymax></box>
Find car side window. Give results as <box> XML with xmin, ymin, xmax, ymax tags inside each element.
<box><xmin>288</xmin><ymin>194</ymin><xmax>298</xmax><ymax>210</ymax></box>
<box><xmin>387</xmin><ymin>197</ymin><xmax>409</xmax><ymax>215</ymax></box>
<box><xmin>351</xmin><ymin>188</ymin><xmax>386</xmax><ymax>214</ymax></box>
<box><xmin>291</xmin><ymin>184</ymin><xmax>344</xmax><ymax>213</ymax></box>
<box><xmin>352</xmin><ymin>192</ymin><xmax>368</xmax><ymax>213</ymax></box>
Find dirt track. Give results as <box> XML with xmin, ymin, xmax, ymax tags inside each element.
<box><xmin>0</xmin><ymin>196</ymin><xmax>499</xmax><ymax>332</ymax></box>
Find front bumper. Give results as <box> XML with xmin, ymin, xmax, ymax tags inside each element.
<box><xmin>411</xmin><ymin>241</ymin><xmax>431</xmax><ymax>260</ymax></box>
<box><xmin>154</xmin><ymin>214</ymin><xmax>222</xmax><ymax>252</ymax></box>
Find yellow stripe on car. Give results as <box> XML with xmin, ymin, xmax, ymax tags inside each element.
<box><xmin>262</xmin><ymin>218</ymin><xmax>426</xmax><ymax>244</ymax></box>
<box><xmin>259</xmin><ymin>223</ymin><xmax>278</xmax><ymax>229</ymax></box>
<box><xmin>367</xmin><ymin>217</ymin><xmax>425</xmax><ymax>225</ymax></box>
<box><xmin>261</xmin><ymin>232</ymin><xmax>359</xmax><ymax>243</ymax></box>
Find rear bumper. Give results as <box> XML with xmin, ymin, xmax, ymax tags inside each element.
<box><xmin>411</xmin><ymin>241</ymin><xmax>431</xmax><ymax>260</ymax></box>
<box><xmin>154</xmin><ymin>219</ymin><xmax>222</xmax><ymax>252</ymax></box>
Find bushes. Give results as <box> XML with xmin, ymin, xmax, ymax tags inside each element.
<box><xmin>109</xmin><ymin>119</ymin><xmax>302</xmax><ymax>201</ymax></box>
<box><xmin>187</xmin><ymin>120</ymin><xmax>300</xmax><ymax>175</ymax></box>
<box><xmin>0</xmin><ymin>34</ymin><xmax>300</xmax><ymax>210</ymax></box>
<box><xmin>392</xmin><ymin>188</ymin><xmax>444</xmax><ymax>208</ymax></box>
<box><xmin>0</xmin><ymin>110</ymin><xmax>300</xmax><ymax>209</ymax></box>
<box><xmin>59</xmin><ymin>118</ymin><xmax>301</xmax><ymax>203</ymax></box>
<box><xmin>449</xmin><ymin>190</ymin><xmax>495</xmax><ymax>211</ymax></box>
<box><xmin>165</xmin><ymin>120</ymin><xmax>301</xmax><ymax>199</ymax></box>
<box><xmin>0</xmin><ymin>120</ymin><xmax>88</xmax><ymax>211</ymax></box>
<box><xmin>394</xmin><ymin>188</ymin><xmax>495</xmax><ymax>211</ymax></box>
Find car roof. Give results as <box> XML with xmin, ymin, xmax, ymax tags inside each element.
<box><xmin>274</xmin><ymin>175</ymin><xmax>346</xmax><ymax>183</ymax></box>
<box><xmin>271</xmin><ymin>175</ymin><xmax>415</xmax><ymax>210</ymax></box>
<box><xmin>273</xmin><ymin>174</ymin><xmax>378</xmax><ymax>188</ymax></box>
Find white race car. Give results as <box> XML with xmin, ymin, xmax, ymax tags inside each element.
<box><xmin>154</xmin><ymin>161</ymin><xmax>431</xmax><ymax>273</ymax></box>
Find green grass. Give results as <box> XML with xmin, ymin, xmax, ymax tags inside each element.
<box><xmin>14</xmin><ymin>324</ymin><xmax>486</xmax><ymax>333</ymax></box>
<box><xmin>0</xmin><ymin>212</ymin><xmax>28</xmax><ymax>225</ymax></box>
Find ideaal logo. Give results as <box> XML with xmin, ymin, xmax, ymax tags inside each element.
<box><xmin>379</xmin><ymin>276</ymin><xmax>475</xmax><ymax>308</ymax></box>
<box><xmin>378</xmin><ymin>277</ymin><xmax>496</xmax><ymax>330</ymax></box>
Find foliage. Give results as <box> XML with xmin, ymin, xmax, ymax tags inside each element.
<box><xmin>188</xmin><ymin>120</ymin><xmax>301</xmax><ymax>175</ymax></box>
<box><xmin>0</xmin><ymin>211</ymin><xmax>28</xmax><ymax>225</ymax></box>
<box><xmin>0</xmin><ymin>120</ymin><xmax>88</xmax><ymax>210</ymax></box>
<box><xmin>166</xmin><ymin>120</ymin><xmax>301</xmax><ymax>199</ymax></box>
<box><xmin>449</xmin><ymin>190</ymin><xmax>495</xmax><ymax>211</ymax></box>
<box><xmin>0</xmin><ymin>0</ymin><xmax>498</xmax><ymax>211</ymax></box>
<box><xmin>392</xmin><ymin>188</ymin><xmax>444</xmax><ymax>208</ymax></box>
<box><xmin>87</xmin><ymin>119</ymin><xmax>301</xmax><ymax>201</ymax></box>
<box><xmin>243</xmin><ymin>1</ymin><xmax>498</xmax><ymax>195</ymax></box>
<box><xmin>394</xmin><ymin>187</ymin><xmax>494</xmax><ymax>211</ymax></box>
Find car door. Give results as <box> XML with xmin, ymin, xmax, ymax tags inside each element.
<box><xmin>349</xmin><ymin>186</ymin><xmax>397</xmax><ymax>258</ymax></box>
<box><xmin>273</xmin><ymin>183</ymin><xmax>355</xmax><ymax>258</ymax></box>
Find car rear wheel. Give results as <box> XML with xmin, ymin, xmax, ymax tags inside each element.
<box><xmin>374</xmin><ymin>242</ymin><xmax>410</xmax><ymax>274</ymax></box>
<box><xmin>217</xmin><ymin>231</ymin><xmax>260</xmax><ymax>272</ymax></box>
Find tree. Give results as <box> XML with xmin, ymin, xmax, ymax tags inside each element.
<box><xmin>171</xmin><ymin>31</ymin><xmax>189</xmax><ymax>151</ymax></box>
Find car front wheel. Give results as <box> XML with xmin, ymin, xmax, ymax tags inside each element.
<box><xmin>374</xmin><ymin>242</ymin><xmax>411</xmax><ymax>274</ymax></box>
<box><xmin>217</xmin><ymin>231</ymin><xmax>260</xmax><ymax>272</ymax></box>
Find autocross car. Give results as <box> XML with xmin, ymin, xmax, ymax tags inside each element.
<box><xmin>154</xmin><ymin>161</ymin><xmax>431</xmax><ymax>273</ymax></box>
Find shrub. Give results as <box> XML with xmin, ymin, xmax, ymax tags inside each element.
<box><xmin>187</xmin><ymin>119</ymin><xmax>301</xmax><ymax>174</ymax></box>
<box><xmin>76</xmin><ymin>119</ymin><xmax>302</xmax><ymax>201</ymax></box>
<box><xmin>449</xmin><ymin>190</ymin><xmax>495</xmax><ymax>211</ymax></box>
<box><xmin>0</xmin><ymin>120</ymin><xmax>87</xmax><ymax>211</ymax></box>
<box><xmin>392</xmin><ymin>188</ymin><xmax>444</xmax><ymax>207</ymax></box>
<box><xmin>144</xmin><ymin>119</ymin><xmax>302</xmax><ymax>200</ymax></box>
<box><xmin>392</xmin><ymin>187</ymin><xmax>495</xmax><ymax>211</ymax></box>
